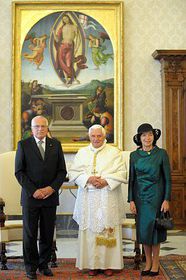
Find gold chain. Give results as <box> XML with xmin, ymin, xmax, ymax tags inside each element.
<box><xmin>92</xmin><ymin>153</ymin><xmax>98</xmax><ymax>175</ymax></box>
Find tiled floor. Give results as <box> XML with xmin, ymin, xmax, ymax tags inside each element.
<box><xmin>6</xmin><ymin>230</ymin><xmax>186</xmax><ymax>259</ymax></box>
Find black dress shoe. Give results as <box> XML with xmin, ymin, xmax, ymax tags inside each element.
<box><xmin>141</xmin><ymin>269</ymin><xmax>151</xmax><ymax>276</ymax></box>
<box><xmin>26</xmin><ymin>272</ymin><xmax>37</xmax><ymax>279</ymax></box>
<box><xmin>149</xmin><ymin>270</ymin><xmax>159</xmax><ymax>277</ymax></box>
<box><xmin>39</xmin><ymin>268</ymin><xmax>53</xmax><ymax>276</ymax></box>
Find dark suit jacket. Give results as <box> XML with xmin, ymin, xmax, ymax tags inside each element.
<box><xmin>15</xmin><ymin>136</ymin><xmax>67</xmax><ymax>207</ymax></box>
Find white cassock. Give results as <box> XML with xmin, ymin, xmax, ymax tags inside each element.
<box><xmin>69</xmin><ymin>142</ymin><xmax>127</xmax><ymax>270</ymax></box>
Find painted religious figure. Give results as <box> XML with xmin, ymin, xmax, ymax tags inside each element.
<box><xmin>23</xmin><ymin>34</ymin><xmax>48</xmax><ymax>69</ymax></box>
<box><xmin>88</xmin><ymin>33</ymin><xmax>113</xmax><ymax>69</ymax></box>
<box><xmin>51</xmin><ymin>12</ymin><xmax>87</xmax><ymax>86</ymax></box>
<box><xmin>21</xmin><ymin>11</ymin><xmax>114</xmax><ymax>144</ymax></box>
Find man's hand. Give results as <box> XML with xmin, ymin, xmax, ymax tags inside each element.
<box><xmin>41</xmin><ymin>186</ymin><xmax>55</xmax><ymax>199</ymax></box>
<box><xmin>33</xmin><ymin>186</ymin><xmax>54</xmax><ymax>199</ymax></box>
<box><xmin>87</xmin><ymin>176</ymin><xmax>101</xmax><ymax>185</ymax></box>
<box><xmin>33</xmin><ymin>189</ymin><xmax>45</xmax><ymax>199</ymax></box>
<box><xmin>94</xmin><ymin>178</ymin><xmax>108</xmax><ymax>189</ymax></box>
<box><xmin>87</xmin><ymin>176</ymin><xmax>108</xmax><ymax>189</ymax></box>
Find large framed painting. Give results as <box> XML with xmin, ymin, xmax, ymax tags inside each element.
<box><xmin>12</xmin><ymin>0</ymin><xmax>124</xmax><ymax>152</ymax></box>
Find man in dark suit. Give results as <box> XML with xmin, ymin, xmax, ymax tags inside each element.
<box><xmin>15</xmin><ymin>116</ymin><xmax>67</xmax><ymax>279</ymax></box>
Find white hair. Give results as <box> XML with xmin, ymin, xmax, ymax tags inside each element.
<box><xmin>88</xmin><ymin>124</ymin><xmax>106</xmax><ymax>136</ymax></box>
<box><xmin>31</xmin><ymin>115</ymin><xmax>48</xmax><ymax>127</ymax></box>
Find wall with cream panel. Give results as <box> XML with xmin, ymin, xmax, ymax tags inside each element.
<box><xmin>0</xmin><ymin>0</ymin><xmax>186</xmax><ymax>152</ymax></box>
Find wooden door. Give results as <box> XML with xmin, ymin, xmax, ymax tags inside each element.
<box><xmin>153</xmin><ymin>50</ymin><xmax>186</xmax><ymax>227</ymax></box>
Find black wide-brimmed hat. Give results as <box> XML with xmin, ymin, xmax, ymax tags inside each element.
<box><xmin>133</xmin><ymin>123</ymin><xmax>161</xmax><ymax>146</ymax></box>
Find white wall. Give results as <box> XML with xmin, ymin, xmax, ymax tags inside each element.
<box><xmin>1</xmin><ymin>0</ymin><xmax>186</xmax><ymax>153</ymax></box>
<box><xmin>0</xmin><ymin>0</ymin><xmax>186</xmax><ymax>212</ymax></box>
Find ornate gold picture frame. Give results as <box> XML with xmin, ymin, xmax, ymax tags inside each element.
<box><xmin>12</xmin><ymin>0</ymin><xmax>124</xmax><ymax>153</ymax></box>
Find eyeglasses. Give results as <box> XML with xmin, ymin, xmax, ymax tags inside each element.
<box><xmin>32</xmin><ymin>125</ymin><xmax>48</xmax><ymax>129</ymax></box>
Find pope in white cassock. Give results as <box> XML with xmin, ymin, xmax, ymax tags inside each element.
<box><xmin>69</xmin><ymin>124</ymin><xmax>127</xmax><ymax>277</ymax></box>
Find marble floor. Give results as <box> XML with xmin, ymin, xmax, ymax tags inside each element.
<box><xmin>6</xmin><ymin>230</ymin><xmax>186</xmax><ymax>259</ymax></box>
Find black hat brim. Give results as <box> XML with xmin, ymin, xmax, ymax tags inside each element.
<box><xmin>133</xmin><ymin>129</ymin><xmax>161</xmax><ymax>146</ymax></box>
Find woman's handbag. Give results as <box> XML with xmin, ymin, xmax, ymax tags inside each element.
<box><xmin>155</xmin><ymin>211</ymin><xmax>174</xmax><ymax>230</ymax></box>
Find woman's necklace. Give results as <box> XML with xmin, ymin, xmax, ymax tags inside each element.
<box><xmin>142</xmin><ymin>146</ymin><xmax>154</xmax><ymax>155</ymax></box>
